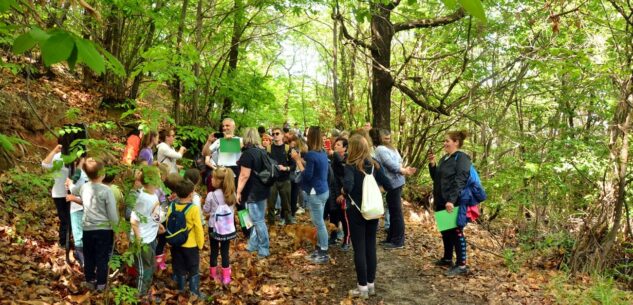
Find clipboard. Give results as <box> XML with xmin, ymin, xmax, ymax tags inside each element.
<box><xmin>435</xmin><ymin>207</ymin><xmax>459</xmax><ymax>232</ymax></box>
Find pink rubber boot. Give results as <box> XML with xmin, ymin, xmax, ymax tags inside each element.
<box><xmin>221</xmin><ymin>267</ymin><xmax>232</xmax><ymax>285</ymax></box>
<box><xmin>210</xmin><ymin>266</ymin><xmax>220</xmax><ymax>283</ymax></box>
<box><xmin>155</xmin><ymin>254</ymin><xmax>167</xmax><ymax>271</ymax></box>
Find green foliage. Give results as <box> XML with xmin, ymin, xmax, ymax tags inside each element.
<box><xmin>11</xmin><ymin>27</ymin><xmax>120</xmax><ymax>75</ymax></box>
<box><xmin>111</xmin><ymin>284</ymin><xmax>139</xmax><ymax>305</ymax></box>
<box><xmin>176</xmin><ymin>125</ymin><xmax>212</xmax><ymax>156</ymax></box>
<box><xmin>549</xmin><ymin>273</ymin><xmax>633</xmax><ymax>305</ymax></box>
<box><xmin>502</xmin><ymin>248</ymin><xmax>520</xmax><ymax>273</ymax></box>
<box><xmin>0</xmin><ymin>133</ymin><xmax>28</xmax><ymax>153</ymax></box>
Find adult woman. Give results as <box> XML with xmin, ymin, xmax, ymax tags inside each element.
<box><xmin>342</xmin><ymin>134</ymin><xmax>389</xmax><ymax>299</ymax></box>
<box><xmin>287</xmin><ymin>132</ymin><xmax>307</xmax><ymax>215</ymax></box>
<box><xmin>236</xmin><ymin>128</ymin><xmax>271</xmax><ymax>258</ymax></box>
<box><xmin>297</xmin><ymin>126</ymin><xmax>330</xmax><ymax>264</ymax></box>
<box><xmin>374</xmin><ymin>129</ymin><xmax>416</xmax><ymax>249</ymax></box>
<box><xmin>331</xmin><ymin>137</ymin><xmax>351</xmax><ymax>250</ymax></box>
<box><xmin>157</xmin><ymin>128</ymin><xmax>186</xmax><ymax>174</ymax></box>
<box><xmin>428</xmin><ymin>130</ymin><xmax>472</xmax><ymax>276</ymax></box>
<box><xmin>138</xmin><ymin>131</ymin><xmax>158</xmax><ymax>165</ymax></box>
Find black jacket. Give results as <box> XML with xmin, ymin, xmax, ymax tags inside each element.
<box><xmin>429</xmin><ymin>151</ymin><xmax>471</xmax><ymax>210</ymax></box>
<box><xmin>343</xmin><ymin>159</ymin><xmax>389</xmax><ymax>209</ymax></box>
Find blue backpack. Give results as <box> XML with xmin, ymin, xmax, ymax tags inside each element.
<box><xmin>455</xmin><ymin>153</ymin><xmax>487</xmax><ymax>206</ymax></box>
<box><xmin>166</xmin><ymin>202</ymin><xmax>193</xmax><ymax>246</ymax></box>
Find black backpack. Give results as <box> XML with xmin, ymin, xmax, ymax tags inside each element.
<box><xmin>253</xmin><ymin>148</ymin><xmax>279</xmax><ymax>186</ymax></box>
<box><xmin>165</xmin><ymin>202</ymin><xmax>193</xmax><ymax>246</ymax></box>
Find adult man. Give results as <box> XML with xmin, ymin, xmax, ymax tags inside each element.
<box><xmin>208</xmin><ymin>118</ymin><xmax>242</xmax><ymax>184</ymax></box>
<box><xmin>266</xmin><ymin>127</ymin><xmax>295</xmax><ymax>225</ymax></box>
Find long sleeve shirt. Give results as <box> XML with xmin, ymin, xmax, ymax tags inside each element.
<box><xmin>429</xmin><ymin>151</ymin><xmax>471</xmax><ymax>210</ymax></box>
<box><xmin>168</xmin><ymin>202</ymin><xmax>204</xmax><ymax>249</ymax></box>
<box><xmin>79</xmin><ymin>182</ymin><xmax>120</xmax><ymax>231</ymax></box>
<box><xmin>156</xmin><ymin>142</ymin><xmax>182</xmax><ymax>174</ymax></box>
<box><xmin>374</xmin><ymin>145</ymin><xmax>405</xmax><ymax>190</ymax></box>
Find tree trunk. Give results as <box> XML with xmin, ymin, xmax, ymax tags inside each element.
<box><xmin>571</xmin><ymin>76</ymin><xmax>633</xmax><ymax>273</ymax></box>
<box><xmin>332</xmin><ymin>7</ymin><xmax>343</xmax><ymax>130</ymax></box>
<box><xmin>221</xmin><ymin>0</ymin><xmax>244</xmax><ymax>120</ymax></box>
<box><xmin>171</xmin><ymin>0</ymin><xmax>190</xmax><ymax>125</ymax></box>
<box><xmin>129</xmin><ymin>1</ymin><xmax>163</xmax><ymax>100</ymax></box>
<box><xmin>190</xmin><ymin>0</ymin><xmax>205</xmax><ymax>124</ymax></box>
<box><xmin>369</xmin><ymin>2</ymin><xmax>394</xmax><ymax>130</ymax></box>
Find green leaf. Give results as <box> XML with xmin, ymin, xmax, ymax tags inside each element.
<box><xmin>12</xmin><ymin>33</ymin><xmax>36</xmax><ymax>54</ymax></box>
<box><xmin>41</xmin><ymin>32</ymin><xmax>75</xmax><ymax>66</ymax></box>
<box><xmin>67</xmin><ymin>45</ymin><xmax>78</xmax><ymax>70</ymax></box>
<box><xmin>29</xmin><ymin>27</ymin><xmax>50</xmax><ymax>42</ymax></box>
<box><xmin>98</xmin><ymin>46</ymin><xmax>126</xmax><ymax>77</ymax></box>
<box><xmin>441</xmin><ymin>0</ymin><xmax>458</xmax><ymax>10</ymax></box>
<box><xmin>75</xmin><ymin>38</ymin><xmax>105</xmax><ymax>75</ymax></box>
<box><xmin>0</xmin><ymin>0</ymin><xmax>16</xmax><ymax>12</ymax></box>
<box><xmin>458</xmin><ymin>0</ymin><xmax>486</xmax><ymax>22</ymax></box>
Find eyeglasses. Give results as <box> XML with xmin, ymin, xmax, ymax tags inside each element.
<box><xmin>273</xmin><ymin>132</ymin><xmax>281</xmax><ymax>136</ymax></box>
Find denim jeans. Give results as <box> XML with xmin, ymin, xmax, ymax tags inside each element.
<box><xmin>306</xmin><ymin>191</ymin><xmax>330</xmax><ymax>251</ymax></box>
<box><xmin>70</xmin><ymin>210</ymin><xmax>84</xmax><ymax>248</ymax></box>
<box><xmin>247</xmin><ymin>199</ymin><xmax>270</xmax><ymax>257</ymax></box>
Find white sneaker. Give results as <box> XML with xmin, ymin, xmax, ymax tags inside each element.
<box><xmin>348</xmin><ymin>285</ymin><xmax>369</xmax><ymax>299</ymax></box>
<box><xmin>367</xmin><ymin>283</ymin><xmax>376</xmax><ymax>296</ymax></box>
<box><xmin>296</xmin><ymin>207</ymin><xmax>305</xmax><ymax>215</ymax></box>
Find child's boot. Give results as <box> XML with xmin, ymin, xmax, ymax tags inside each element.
<box><xmin>189</xmin><ymin>274</ymin><xmax>207</xmax><ymax>299</ymax></box>
<box><xmin>222</xmin><ymin>266</ymin><xmax>232</xmax><ymax>285</ymax></box>
<box><xmin>210</xmin><ymin>266</ymin><xmax>220</xmax><ymax>283</ymax></box>
<box><xmin>175</xmin><ymin>275</ymin><xmax>186</xmax><ymax>292</ymax></box>
<box><xmin>155</xmin><ymin>254</ymin><xmax>167</xmax><ymax>271</ymax></box>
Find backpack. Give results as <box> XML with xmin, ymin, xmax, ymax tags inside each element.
<box><xmin>165</xmin><ymin>202</ymin><xmax>193</xmax><ymax>246</ymax></box>
<box><xmin>349</xmin><ymin>166</ymin><xmax>384</xmax><ymax>220</ymax></box>
<box><xmin>212</xmin><ymin>193</ymin><xmax>237</xmax><ymax>241</ymax></box>
<box><xmin>455</xmin><ymin>153</ymin><xmax>487</xmax><ymax>205</ymax></box>
<box><xmin>194</xmin><ymin>152</ymin><xmax>208</xmax><ymax>173</ymax></box>
<box><xmin>253</xmin><ymin>148</ymin><xmax>279</xmax><ymax>186</ymax></box>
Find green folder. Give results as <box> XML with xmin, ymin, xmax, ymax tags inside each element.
<box><xmin>220</xmin><ymin>138</ymin><xmax>241</xmax><ymax>153</ymax></box>
<box><xmin>435</xmin><ymin>207</ymin><xmax>459</xmax><ymax>232</ymax></box>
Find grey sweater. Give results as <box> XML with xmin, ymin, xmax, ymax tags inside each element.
<box><xmin>79</xmin><ymin>182</ymin><xmax>120</xmax><ymax>231</ymax></box>
<box><xmin>374</xmin><ymin>145</ymin><xmax>405</xmax><ymax>190</ymax></box>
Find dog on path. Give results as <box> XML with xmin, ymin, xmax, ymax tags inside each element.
<box><xmin>284</xmin><ymin>223</ymin><xmax>338</xmax><ymax>250</ymax></box>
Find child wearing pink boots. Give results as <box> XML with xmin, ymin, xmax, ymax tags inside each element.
<box><xmin>203</xmin><ymin>167</ymin><xmax>237</xmax><ymax>285</ymax></box>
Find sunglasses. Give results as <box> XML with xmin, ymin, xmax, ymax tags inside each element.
<box><xmin>273</xmin><ymin>132</ymin><xmax>281</xmax><ymax>136</ymax></box>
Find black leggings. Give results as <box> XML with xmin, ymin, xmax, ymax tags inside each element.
<box><xmin>347</xmin><ymin>205</ymin><xmax>378</xmax><ymax>286</ymax></box>
<box><xmin>328</xmin><ymin>204</ymin><xmax>350</xmax><ymax>244</ymax></box>
<box><xmin>53</xmin><ymin>197</ymin><xmax>71</xmax><ymax>247</ymax></box>
<box><xmin>155</xmin><ymin>226</ymin><xmax>167</xmax><ymax>255</ymax></box>
<box><xmin>385</xmin><ymin>186</ymin><xmax>405</xmax><ymax>246</ymax></box>
<box><xmin>441</xmin><ymin>227</ymin><xmax>467</xmax><ymax>266</ymax></box>
<box><xmin>209</xmin><ymin>228</ymin><xmax>231</xmax><ymax>268</ymax></box>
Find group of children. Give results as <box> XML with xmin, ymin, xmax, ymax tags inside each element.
<box><xmin>43</xmin><ymin>142</ymin><xmax>240</xmax><ymax>301</ymax></box>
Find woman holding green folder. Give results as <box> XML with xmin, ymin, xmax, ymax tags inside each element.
<box><xmin>429</xmin><ymin>130</ymin><xmax>472</xmax><ymax>277</ymax></box>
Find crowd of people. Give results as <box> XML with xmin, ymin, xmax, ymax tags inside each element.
<box><xmin>41</xmin><ymin>117</ymin><xmax>475</xmax><ymax>301</ymax></box>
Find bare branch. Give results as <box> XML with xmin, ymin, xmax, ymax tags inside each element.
<box><xmin>393</xmin><ymin>9</ymin><xmax>465</xmax><ymax>32</ymax></box>
<box><xmin>393</xmin><ymin>81</ymin><xmax>448</xmax><ymax>115</ymax></box>
<box><xmin>334</xmin><ymin>14</ymin><xmax>375</xmax><ymax>51</ymax></box>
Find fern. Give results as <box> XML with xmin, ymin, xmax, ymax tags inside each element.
<box><xmin>0</xmin><ymin>133</ymin><xmax>29</xmax><ymax>153</ymax></box>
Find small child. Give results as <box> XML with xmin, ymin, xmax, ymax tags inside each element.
<box><xmin>203</xmin><ymin>167</ymin><xmax>237</xmax><ymax>285</ymax></box>
<box><xmin>153</xmin><ymin>163</ymin><xmax>171</xmax><ymax>271</ymax></box>
<box><xmin>130</xmin><ymin>166</ymin><xmax>162</xmax><ymax>299</ymax></box>
<box><xmin>66</xmin><ymin>155</ymin><xmax>88</xmax><ymax>267</ymax></box>
<box><xmin>184</xmin><ymin>168</ymin><xmax>205</xmax><ymax>226</ymax></box>
<box><xmin>168</xmin><ymin>178</ymin><xmax>205</xmax><ymax>298</ymax></box>
<box><xmin>78</xmin><ymin>158</ymin><xmax>120</xmax><ymax>291</ymax></box>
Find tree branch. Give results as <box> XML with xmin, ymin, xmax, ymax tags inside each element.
<box><xmin>393</xmin><ymin>9</ymin><xmax>465</xmax><ymax>32</ymax></box>
<box><xmin>393</xmin><ymin>81</ymin><xmax>448</xmax><ymax>115</ymax></box>
<box><xmin>333</xmin><ymin>14</ymin><xmax>375</xmax><ymax>51</ymax></box>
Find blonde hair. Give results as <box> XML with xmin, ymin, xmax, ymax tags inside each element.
<box><xmin>346</xmin><ymin>134</ymin><xmax>379</xmax><ymax>172</ymax></box>
<box><xmin>306</xmin><ymin>126</ymin><xmax>323</xmax><ymax>151</ymax></box>
<box><xmin>212</xmin><ymin>167</ymin><xmax>237</xmax><ymax>206</ymax></box>
<box><xmin>242</xmin><ymin>127</ymin><xmax>261</xmax><ymax>147</ymax></box>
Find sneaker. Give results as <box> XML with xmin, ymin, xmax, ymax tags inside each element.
<box><xmin>81</xmin><ymin>281</ymin><xmax>96</xmax><ymax>291</ymax></box>
<box><xmin>306</xmin><ymin>250</ymin><xmax>320</xmax><ymax>260</ymax></box>
<box><xmin>296</xmin><ymin>207</ymin><xmax>305</xmax><ymax>215</ymax></box>
<box><xmin>289</xmin><ymin>217</ymin><xmax>297</xmax><ymax>224</ymax></box>
<box><xmin>383</xmin><ymin>243</ymin><xmax>404</xmax><ymax>250</ymax></box>
<box><xmin>310</xmin><ymin>253</ymin><xmax>329</xmax><ymax>264</ymax></box>
<box><xmin>445</xmin><ymin>265</ymin><xmax>469</xmax><ymax>277</ymax></box>
<box><xmin>348</xmin><ymin>286</ymin><xmax>369</xmax><ymax>299</ymax></box>
<box><xmin>434</xmin><ymin>258</ymin><xmax>454</xmax><ymax>267</ymax></box>
<box><xmin>341</xmin><ymin>243</ymin><xmax>351</xmax><ymax>251</ymax></box>
<box><xmin>328</xmin><ymin>237</ymin><xmax>338</xmax><ymax>245</ymax></box>
<box><xmin>279</xmin><ymin>219</ymin><xmax>286</xmax><ymax>226</ymax></box>
<box><xmin>367</xmin><ymin>283</ymin><xmax>376</xmax><ymax>296</ymax></box>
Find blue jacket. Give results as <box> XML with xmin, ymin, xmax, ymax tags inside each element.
<box><xmin>301</xmin><ymin>150</ymin><xmax>329</xmax><ymax>195</ymax></box>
